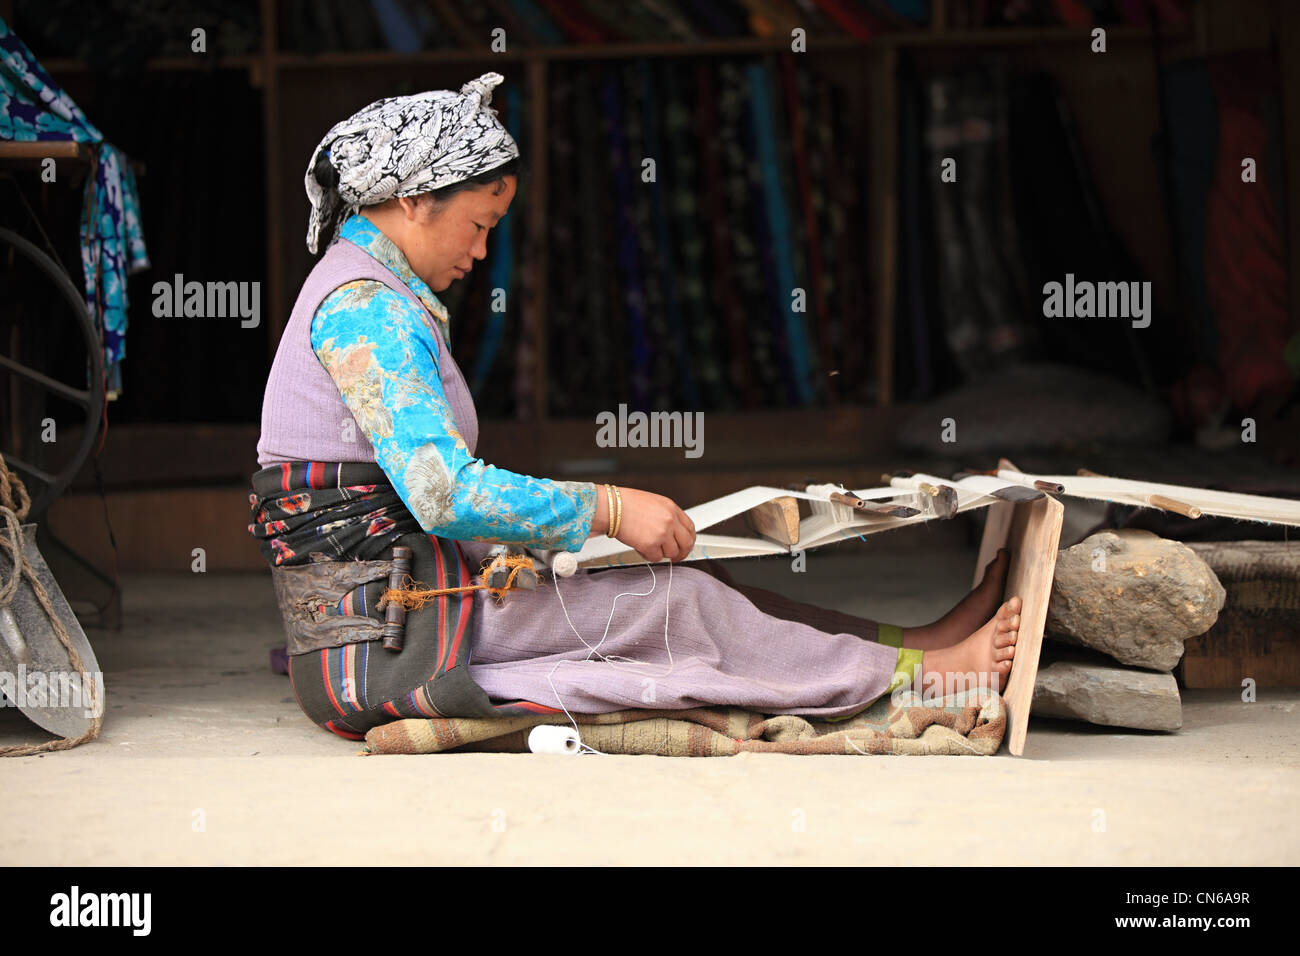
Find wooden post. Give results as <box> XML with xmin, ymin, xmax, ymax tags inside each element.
<box><xmin>1279</xmin><ymin>0</ymin><xmax>1300</xmax><ymax>338</ymax></box>
<box><xmin>931</xmin><ymin>0</ymin><xmax>947</xmax><ymax>33</ymax></box>
<box><xmin>526</xmin><ymin>55</ymin><xmax>549</xmax><ymax>421</ymax></box>
<box><xmin>869</xmin><ymin>45</ymin><xmax>898</xmax><ymax>407</ymax></box>
<box><xmin>260</xmin><ymin>0</ymin><xmax>285</xmax><ymax>350</ymax></box>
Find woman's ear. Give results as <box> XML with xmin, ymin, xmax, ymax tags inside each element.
<box><xmin>398</xmin><ymin>193</ymin><xmax>442</xmax><ymax>224</ymax></box>
<box><xmin>397</xmin><ymin>195</ymin><xmax>421</xmax><ymax>221</ymax></box>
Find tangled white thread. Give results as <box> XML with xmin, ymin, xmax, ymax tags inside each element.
<box><xmin>543</xmin><ymin>558</ymin><xmax>678</xmax><ymax>756</ymax></box>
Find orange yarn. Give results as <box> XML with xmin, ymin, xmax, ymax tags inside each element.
<box><xmin>380</xmin><ymin>550</ymin><xmax>542</xmax><ymax>610</ymax></box>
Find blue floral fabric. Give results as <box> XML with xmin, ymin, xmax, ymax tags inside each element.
<box><xmin>311</xmin><ymin>213</ymin><xmax>598</xmax><ymax>551</ymax></box>
<box><xmin>0</xmin><ymin>17</ymin><xmax>148</xmax><ymax>397</ymax></box>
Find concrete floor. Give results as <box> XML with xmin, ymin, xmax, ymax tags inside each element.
<box><xmin>2</xmin><ymin>545</ymin><xmax>1297</xmax><ymax>866</ymax></box>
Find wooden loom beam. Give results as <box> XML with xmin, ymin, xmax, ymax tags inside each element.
<box><xmin>743</xmin><ymin>495</ymin><xmax>800</xmax><ymax>547</ymax></box>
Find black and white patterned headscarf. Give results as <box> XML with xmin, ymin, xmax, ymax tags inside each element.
<box><xmin>304</xmin><ymin>72</ymin><xmax>519</xmax><ymax>254</ymax></box>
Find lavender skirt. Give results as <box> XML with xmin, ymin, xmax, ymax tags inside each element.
<box><xmin>457</xmin><ymin>540</ymin><xmax>902</xmax><ymax>720</ymax></box>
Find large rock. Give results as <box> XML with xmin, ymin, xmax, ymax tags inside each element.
<box><xmin>1047</xmin><ymin>529</ymin><xmax>1226</xmax><ymax>670</ymax></box>
<box><xmin>1032</xmin><ymin>655</ymin><xmax>1182</xmax><ymax>731</ymax></box>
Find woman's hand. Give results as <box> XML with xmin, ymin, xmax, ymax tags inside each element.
<box><xmin>609</xmin><ymin>486</ymin><xmax>696</xmax><ymax>563</ymax></box>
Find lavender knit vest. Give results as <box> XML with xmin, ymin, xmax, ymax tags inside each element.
<box><xmin>256</xmin><ymin>238</ymin><xmax>478</xmax><ymax>468</ymax></box>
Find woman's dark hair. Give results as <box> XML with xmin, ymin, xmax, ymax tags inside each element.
<box><xmin>425</xmin><ymin>156</ymin><xmax>524</xmax><ymax>205</ymax></box>
<box><xmin>312</xmin><ymin>153</ymin><xmax>520</xmax><ymax>197</ymax></box>
<box><xmin>312</xmin><ymin>150</ymin><xmax>339</xmax><ymax>190</ymax></box>
<box><xmin>316</xmin><ymin>152</ymin><xmax>523</xmax><ymax>213</ymax></box>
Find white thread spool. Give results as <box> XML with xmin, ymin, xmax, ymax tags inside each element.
<box><xmin>528</xmin><ymin>548</ymin><xmax>579</xmax><ymax>578</ymax></box>
<box><xmin>528</xmin><ymin>724</ymin><xmax>582</xmax><ymax>755</ymax></box>
<box><xmin>806</xmin><ymin>482</ymin><xmax>855</xmax><ymax>524</ymax></box>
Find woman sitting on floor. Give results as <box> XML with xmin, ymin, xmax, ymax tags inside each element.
<box><xmin>248</xmin><ymin>73</ymin><xmax>1020</xmax><ymax>740</ymax></box>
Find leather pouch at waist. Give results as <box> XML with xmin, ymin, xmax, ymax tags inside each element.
<box><xmin>270</xmin><ymin>558</ymin><xmax>393</xmax><ymax>656</ymax></box>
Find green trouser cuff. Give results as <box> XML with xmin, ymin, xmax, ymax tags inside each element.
<box><xmin>824</xmin><ymin>646</ymin><xmax>924</xmax><ymax>723</ymax></box>
<box><xmin>887</xmin><ymin>647</ymin><xmax>924</xmax><ymax>697</ymax></box>
<box><xmin>878</xmin><ymin>623</ymin><xmax>904</xmax><ymax>647</ymax></box>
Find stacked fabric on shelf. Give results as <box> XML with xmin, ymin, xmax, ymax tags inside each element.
<box><xmin>541</xmin><ymin>55</ymin><xmax>869</xmax><ymax>416</ymax></box>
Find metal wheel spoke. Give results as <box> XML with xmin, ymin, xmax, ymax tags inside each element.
<box><xmin>1</xmin><ymin>454</ymin><xmax>55</xmax><ymax>486</ymax></box>
<box><xmin>0</xmin><ymin>353</ymin><xmax>94</xmax><ymax>407</ymax></box>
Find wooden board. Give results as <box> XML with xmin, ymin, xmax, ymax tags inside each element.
<box><xmin>743</xmin><ymin>495</ymin><xmax>800</xmax><ymax>547</ymax></box>
<box><xmin>974</xmin><ymin>494</ymin><xmax>1065</xmax><ymax>756</ymax></box>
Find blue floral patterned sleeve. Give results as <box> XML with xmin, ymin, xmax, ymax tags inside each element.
<box><xmin>311</xmin><ymin>280</ymin><xmax>597</xmax><ymax>551</ymax></box>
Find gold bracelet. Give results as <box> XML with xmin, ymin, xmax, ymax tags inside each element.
<box><xmin>611</xmin><ymin>485</ymin><xmax>623</xmax><ymax>539</ymax></box>
<box><xmin>604</xmin><ymin>483</ymin><xmax>618</xmax><ymax>538</ymax></box>
<box><xmin>606</xmin><ymin>483</ymin><xmax>620</xmax><ymax>539</ymax></box>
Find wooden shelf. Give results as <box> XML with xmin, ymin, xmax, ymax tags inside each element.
<box><xmin>883</xmin><ymin>23</ymin><xmax>1189</xmax><ymax>47</ymax></box>
<box><xmin>39</xmin><ymin>25</ymin><xmax>1185</xmax><ymax>74</ymax></box>
<box><xmin>270</xmin><ymin>36</ymin><xmax>870</xmax><ymax>67</ymax></box>
<box><xmin>0</xmin><ymin>140</ymin><xmax>94</xmax><ymax>163</ymax></box>
<box><xmin>59</xmin><ymin>404</ymin><xmax>907</xmax><ymax>489</ymax></box>
<box><xmin>40</xmin><ymin>55</ymin><xmax>261</xmax><ymax>73</ymax></box>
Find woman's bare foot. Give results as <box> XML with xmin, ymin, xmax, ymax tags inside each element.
<box><xmin>902</xmin><ymin>548</ymin><xmax>1011</xmax><ymax>651</ymax></box>
<box><xmin>917</xmin><ymin>596</ymin><xmax>1022</xmax><ymax>697</ymax></box>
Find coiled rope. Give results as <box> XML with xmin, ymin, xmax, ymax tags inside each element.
<box><xmin>0</xmin><ymin>452</ymin><xmax>102</xmax><ymax>756</ymax></box>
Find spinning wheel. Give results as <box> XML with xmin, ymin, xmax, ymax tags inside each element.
<box><xmin>0</xmin><ymin>225</ymin><xmax>105</xmax><ymax>525</ymax></box>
